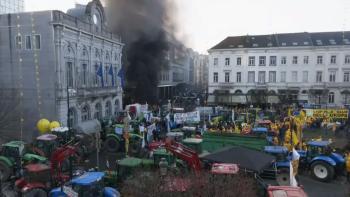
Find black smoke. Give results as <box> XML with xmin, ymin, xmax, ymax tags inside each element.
<box><xmin>105</xmin><ymin>0</ymin><xmax>177</xmax><ymax>104</ymax></box>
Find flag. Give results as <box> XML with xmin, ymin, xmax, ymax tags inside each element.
<box><xmin>108</xmin><ymin>65</ymin><xmax>115</xmax><ymax>86</ymax></box>
<box><xmin>117</xmin><ymin>67</ymin><xmax>125</xmax><ymax>89</ymax></box>
<box><xmin>96</xmin><ymin>64</ymin><xmax>104</xmax><ymax>87</ymax></box>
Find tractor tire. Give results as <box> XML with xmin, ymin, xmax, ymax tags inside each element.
<box><xmin>130</xmin><ymin>139</ymin><xmax>142</xmax><ymax>156</ymax></box>
<box><xmin>0</xmin><ymin>161</ymin><xmax>12</xmax><ymax>182</ymax></box>
<box><xmin>105</xmin><ymin>137</ymin><xmax>120</xmax><ymax>153</ymax></box>
<box><xmin>22</xmin><ymin>189</ymin><xmax>47</xmax><ymax>197</ymax></box>
<box><xmin>310</xmin><ymin>161</ymin><xmax>334</xmax><ymax>182</ymax></box>
<box><xmin>276</xmin><ymin>167</ymin><xmax>290</xmax><ymax>186</ymax></box>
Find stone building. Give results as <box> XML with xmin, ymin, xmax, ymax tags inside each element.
<box><xmin>208</xmin><ymin>32</ymin><xmax>350</xmax><ymax>107</ymax></box>
<box><xmin>0</xmin><ymin>0</ymin><xmax>123</xmax><ymax>141</ymax></box>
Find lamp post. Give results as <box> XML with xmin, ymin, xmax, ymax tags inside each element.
<box><xmin>66</xmin><ymin>85</ymin><xmax>76</xmax><ymax>179</ymax></box>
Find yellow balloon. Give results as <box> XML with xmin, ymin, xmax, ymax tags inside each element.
<box><xmin>49</xmin><ymin>121</ymin><xmax>60</xmax><ymax>130</ymax></box>
<box><xmin>37</xmin><ymin>119</ymin><xmax>50</xmax><ymax>134</ymax></box>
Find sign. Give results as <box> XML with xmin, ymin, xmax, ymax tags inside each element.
<box><xmin>311</xmin><ymin>109</ymin><xmax>348</xmax><ymax>119</ymax></box>
<box><xmin>63</xmin><ymin>186</ymin><xmax>78</xmax><ymax>197</ymax></box>
<box><xmin>174</xmin><ymin>111</ymin><xmax>200</xmax><ymax>124</ymax></box>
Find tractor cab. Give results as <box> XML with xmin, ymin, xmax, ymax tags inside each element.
<box><xmin>50</xmin><ymin>172</ymin><xmax>120</xmax><ymax>197</ymax></box>
<box><xmin>263</xmin><ymin>146</ymin><xmax>290</xmax><ymax>185</ymax></box>
<box><xmin>32</xmin><ymin>134</ymin><xmax>59</xmax><ymax>157</ymax></box>
<box><xmin>15</xmin><ymin>164</ymin><xmax>51</xmax><ymax>196</ymax></box>
<box><xmin>51</xmin><ymin>127</ymin><xmax>70</xmax><ymax>145</ymax></box>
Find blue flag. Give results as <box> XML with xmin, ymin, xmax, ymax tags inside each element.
<box><xmin>108</xmin><ymin>65</ymin><xmax>115</xmax><ymax>86</ymax></box>
<box><xmin>117</xmin><ymin>66</ymin><xmax>125</xmax><ymax>89</ymax></box>
<box><xmin>96</xmin><ymin>64</ymin><xmax>104</xmax><ymax>87</ymax></box>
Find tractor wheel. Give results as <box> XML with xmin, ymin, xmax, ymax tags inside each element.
<box><xmin>105</xmin><ymin>137</ymin><xmax>120</xmax><ymax>153</ymax></box>
<box><xmin>22</xmin><ymin>189</ymin><xmax>47</xmax><ymax>197</ymax></box>
<box><xmin>276</xmin><ymin>167</ymin><xmax>290</xmax><ymax>186</ymax></box>
<box><xmin>130</xmin><ymin>139</ymin><xmax>142</xmax><ymax>156</ymax></box>
<box><xmin>0</xmin><ymin>161</ymin><xmax>11</xmax><ymax>182</ymax></box>
<box><xmin>311</xmin><ymin>161</ymin><xmax>334</xmax><ymax>182</ymax></box>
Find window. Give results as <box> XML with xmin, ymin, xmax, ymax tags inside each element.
<box><xmin>94</xmin><ymin>103</ymin><xmax>102</xmax><ymax>120</ymax></box>
<box><xmin>292</xmin><ymin>71</ymin><xmax>298</xmax><ymax>82</ymax></box>
<box><xmin>25</xmin><ymin>35</ymin><xmax>31</xmax><ymax>49</ymax></box>
<box><xmin>224</xmin><ymin>72</ymin><xmax>230</xmax><ymax>83</ymax></box>
<box><xmin>249</xmin><ymin>56</ymin><xmax>255</xmax><ymax>66</ymax></box>
<box><xmin>280</xmin><ymin>71</ymin><xmax>286</xmax><ymax>82</ymax></box>
<box><xmin>82</xmin><ymin>64</ymin><xmax>87</xmax><ymax>86</ymax></box>
<box><xmin>269</xmin><ymin>56</ymin><xmax>276</xmax><ymax>66</ymax></box>
<box><xmin>329</xmin><ymin>71</ymin><xmax>336</xmax><ymax>82</ymax></box>
<box><xmin>213</xmin><ymin>72</ymin><xmax>218</xmax><ymax>83</ymax></box>
<box><xmin>281</xmin><ymin>56</ymin><xmax>287</xmax><ymax>65</ymax></box>
<box><xmin>81</xmin><ymin>105</ymin><xmax>90</xmax><ymax>121</ymax></box>
<box><xmin>259</xmin><ymin>56</ymin><xmax>266</xmax><ymax>66</ymax></box>
<box><xmin>330</xmin><ymin>55</ymin><xmax>336</xmax><ymax>64</ymax></box>
<box><xmin>328</xmin><ymin>92</ymin><xmax>335</xmax><ymax>104</ymax></box>
<box><xmin>213</xmin><ymin>58</ymin><xmax>218</xmax><ymax>66</ymax></box>
<box><xmin>344</xmin><ymin>72</ymin><xmax>350</xmax><ymax>82</ymax></box>
<box><xmin>316</xmin><ymin>71</ymin><xmax>323</xmax><ymax>82</ymax></box>
<box><xmin>114</xmin><ymin>100</ymin><xmax>120</xmax><ymax>115</ymax></box>
<box><xmin>225</xmin><ymin>58</ymin><xmax>230</xmax><ymax>66</ymax></box>
<box><xmin>292</xmin><ymin>56</ymin><xmax>298</xmax><ymax>64</ymax></box>
<box><xmin>345</xmin><ymin>55</ymin><xmax>350</xmax><ymax>64</ymax></box>
<box><xmin>15</xmin><ymin>35</ymin><xmax>22</xmax><ymax>49</ymax></box>
<box><xmin>302</xmin><ymin>71</ymin><xmax>308</xmax><ymax>82</ymax></box>
<box><xmin>68</xmin><ymin>108</ymin><xmax>76</xmax><ymax>127</ymax></box>
<box><xmin>236</xmin><ymin>57</ymin><xmax>241</xmax><ymax>66</ymax></box>
<box><xmin>248</xmin><ymin>71</ymin><xmax>255</xmax><ymax>83</ymax></box>
<box><xmin>258</xmin><ymin>71</ymin><xmax>266</xmax><ymax>84</ymax></box>
<box><xmin>236</xmin><ymin>72</ymin><xmax>241</xmax><ymax>83</ymax></box>
<box><xmin>67</xmin><ymin>62</ymin><xmax>74</xmax><ymax>88</ymax></box>
<box><xmin>317</xmin><ymin>56</ymin><xmax>323</xmax><ymax>64</ymax></box>
<box><xmin>303</xmin><ymin>56</ymin><xmax>309</xmax><ymax>64</ymax></box>
<box><xmin>33</xmin><ymin>35</ymin><xmax>40</xmax><ymax>50</ymax></box>
<box><xmin>269</xmin><ymin>71</ymin><xmax>276</xmax><ymax>83</ymax></box>
<box><xmin>94</xmin><ymin>64</ymin><xmax>99</xmax><ymax>86</ymax></box>
<box><xmin>105</xmin><ymin>101</ymin><xmax>112</xmax><ymax>117</ymax></box>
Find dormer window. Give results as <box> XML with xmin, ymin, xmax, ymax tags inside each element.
<box><xmin>329</xmin><ymin>39</ymin><xmax>336</xmax><ymax>45</ymax></box>
<box><xmin>252</xmin><ymin>43</ymin><xmax>258</xmax><ymax>47</ymax></box>
<box><xmin>292</xmin><ymin>42</ymin><xmax>298</xmax><ymax>46</ymax></box>
<box><xmin>304</xmin><ymin>42</ymin><xmax>309</xmax><ymax>45</ymax></box>
<box><xmin>281</xmin><ymin>42</ymin><xmax>286</xmax><ymax>46</ymax></box>
<box><xmin>316</xmin><ymin>40</ymin><xmax>323</xmax><ymax>45</ymax></box>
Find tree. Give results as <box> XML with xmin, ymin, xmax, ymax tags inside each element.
<box><xmin>121</xmin><ymin>170</ymin><xmax>259</xmax><ymax>197</ymax></box>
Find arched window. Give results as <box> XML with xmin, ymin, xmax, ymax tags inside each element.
<box><xmin>105</xmin><ymin>101</ymin><xmax>112</xmax><ymax>117</ymax></box>
<box><xmin>234</xmin><ymin>89</ymin><xmax>243</xmax><ymax>94</ymax></box>
<box><xmin>68</xmin><ymin>108</ymin><xmax>77</xmax><ymax>127</ymax></box>
<box><xmin>328</xmin><ymin>92</ymin><xmax>335</xmax><ymax>104</ymax></box>
<box><xmin>94</xmin><ymin>103</ymin><xmax>102</xmax><ymax>119</ymax></box>
<box><xmin>81</xmin><ymin>105</ymin><xmax>90</xmax><ymax>121</ymax></box>
<box><xmin>114</xmin><ymin>99</ymin><xmax>120</xmax><ymax>115</ymax></box>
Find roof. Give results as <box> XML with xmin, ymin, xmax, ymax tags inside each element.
<box><xmin>201</xmin><ymin>147</ymin><xmax>275</xmax><ymax>173</ymax></box>
<box><xmin>71</xmin><ymin>172</ymin><xmax>105</xmax><ymax>186</ymax></box>
<box><xmin>210</xmin><ymin>31</ymin><xmax>350</xmax><ymax>50</ymax></box>
<box><xmin>307</xmin><ymin>140</ymin><xmax>331</xmax><ymax>147</ymax></box>
<box><xmin>264</xmin><ymin>146</ymin><xmax>288</xmax><ymax>154</ymax></box>
<box><xmin>36</xmin><ymin>134</ymin><xmax>57</xmax><ymax>141</ymax></box>
<box><xmin>3</xmin><ymin>141</ymin><xmax>25</xmax><ymax>148</ymax></box>
<box><xmin>267</xmin><ymin>186</ymin><xmax>307</xmax><ymax>197</ymax></box>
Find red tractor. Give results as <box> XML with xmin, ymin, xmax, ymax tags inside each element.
<box><xmin>15</xmin><ymin>145</ymin><xmax>80</xmax><ymax>196</ymax></box>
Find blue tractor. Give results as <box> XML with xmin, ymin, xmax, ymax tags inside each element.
<box><xmin>49</xmin><ymin>172</ymin><xmax>120</xmax><ymax>197</ymax></box>
<box><xmin>298</xmin><ymin>140</ymin><xmax>345</xmax><ymax>182</ymax></box>
<box><xmin>263</xmin><ymin>146</ymin><xmax>291</xmax><ymax>186</ymax></box>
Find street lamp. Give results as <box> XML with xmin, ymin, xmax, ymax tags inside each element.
<box><xmin>66</xmin><ymin>85</ymin><xmax>76</xmax><ymax>179</ymax></box>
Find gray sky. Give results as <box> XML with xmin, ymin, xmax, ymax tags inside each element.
<box><xmin>25</xmin><ymin>0</ymin><xmax>350</xmax><ymax>54</ymax></box>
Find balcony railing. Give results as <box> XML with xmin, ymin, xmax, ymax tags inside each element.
<box><xmin>57</xmin><ymin>86</ymin><xmax>121</xmax><ymax>99</ymax></box>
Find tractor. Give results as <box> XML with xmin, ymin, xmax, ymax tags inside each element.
<box><xmin>49</xmin><ymin>172</ymin><xmax>120</xmax><ymax>197</ymax></box>
<box><xmin>103</xmin><ymin>123</ymin><xmax>143</xmax><ymax>156</ymax></box>
<box><xmin>31</xmin><ymin>134</ymin><xmax>59</xmax><ymax>158</ymax></box>
<box><xmin>297</xmin><ymin>140</ymin><xmax>345</xmax><ymax>182</ymax></box>
<box><xmin>262</xmin><ymin>146</ymin><xmax>291</xmax><ymax>186</ymax></box>
<box><xmin>0</xmin><ymin>141</ymin><xmax>47</xmax><ymax>181</ymax></box>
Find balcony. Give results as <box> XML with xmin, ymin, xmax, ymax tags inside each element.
<box><xmin>57</xmin><ymin>86</ymin><xmax>121</xmax><ymax>99</ymax></box>
<box><xmin>255</xmin><ymin>82</ymin><xmax>267</xmax><ymax>89</ymax></box>
<box><xmin>219</xmin><ymin>82</ymin><xmax>235</xmax><ymax>88</ymax></box>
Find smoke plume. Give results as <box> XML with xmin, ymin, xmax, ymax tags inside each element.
<box><xmin>105</xmin><ymin>0</ymin><xmax>177</xmax><ymax>104</ymax></box>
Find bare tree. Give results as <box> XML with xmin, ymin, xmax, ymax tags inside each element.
<box><xmin>121</xmin><ymin>170</ymin><xmax>259</xmax><ymax>197</ymax></box>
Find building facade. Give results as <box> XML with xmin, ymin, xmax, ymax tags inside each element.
<box><xmin>0</xmin><ymin>0</ymin><xmax>123</xmax><ymax>141</ymax></box>
<box><xmin>0</xmin><ymin>0</ymin><xmax>24</xmax><ymax>14</ymax></box>
<box><xmin>194</xmin><ymin>54</ymin><xmax>209</xmax><ymax>90</ymax></box>
<box><xmin>208</xmin><ymin>32</ymin><xmax>350</xmax><ymax>107</ymax></box>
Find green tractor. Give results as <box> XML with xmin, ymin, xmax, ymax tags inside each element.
<box><xmin>0</xmin><ymin>141</ymin><xmax>47</xmax><ymax>181</ymax></box>
<box><xmin>103</xmin><ymin>123</ymin><xmax>143</xmax><ymax>156</ymax></box>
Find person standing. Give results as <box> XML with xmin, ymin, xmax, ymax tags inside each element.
<box><xmin>346</xmin><ymin>151</ymin><xmax>350</xmax><ymax>182</ymax></box>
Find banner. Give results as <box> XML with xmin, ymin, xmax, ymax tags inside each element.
<box><xmin>174</xmin><ymin>111</ymin><xmax>200</xmax><ymax>124</ymax></box>
<box><xmin>310</xmin><ymin>109</ymin><xmax>348</xmax><ymax>119</ymax></box>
